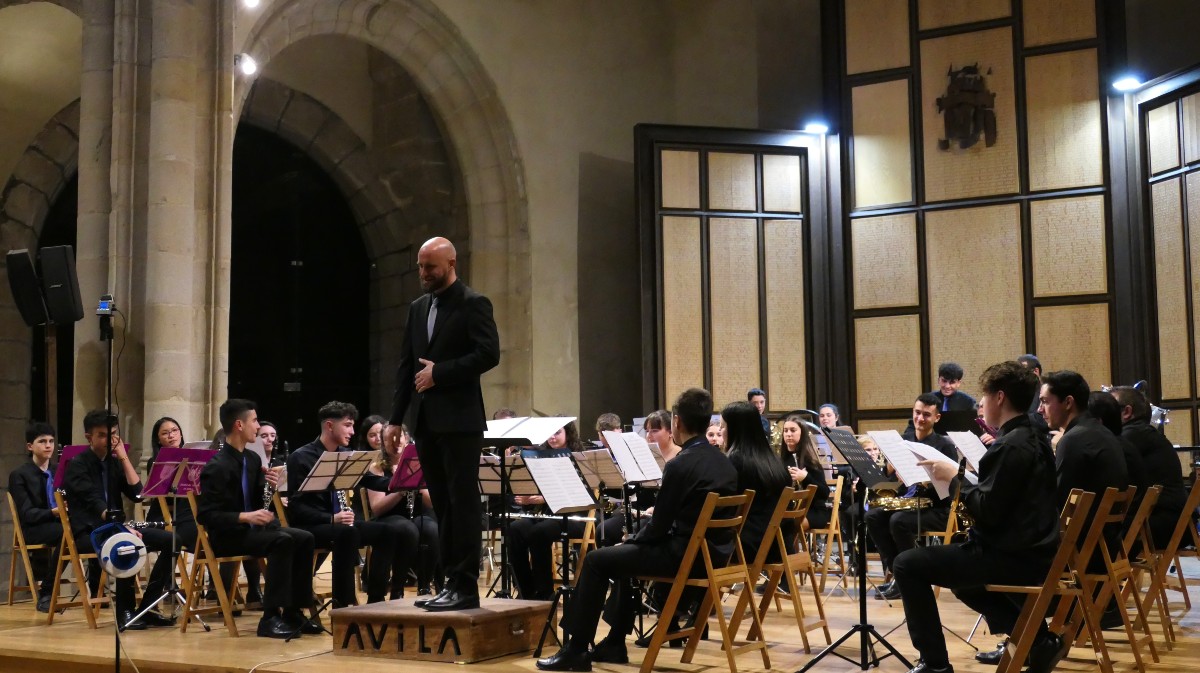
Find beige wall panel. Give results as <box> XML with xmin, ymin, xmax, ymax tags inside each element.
<box><xmin>852</xmin><ymin>213</ymin><xmax>919</xmax><ymax>309</ymax></box>
<box><xmin>1164</xmin><ymin>408</ymin><xmax>1194</xmax><ymax>448</ymax></box>
<box><xmin>852</xmin><ymin>80</ymin><xmax>914</xmax><ymax>208</ymax></box>
<box><xmin>1030</xmin><ymin>196</ymin><xmax>1107</xmax><ymax>297</ymax></box>
<box><xmin>1022</xmin><ymin>0</ymin><xmax>1096</xmax><ymax>47</ymax></box>
<box><xmin>708</xmin><ymin>152</ymin><xmax>757</xmax><ymax>211</ymax></box>
<box><xmin>1189</xmin><ymin>173</ymin><xmax>1200</xmax><ymax>393</ymax></box>
<box><xmin>1026</xmin><ymin>50</ymin><xmax>1103</xmax><ymax>191</ymax></box>
<box><xmin>709</xmin><ymin>218</ymin><xmax>761</xmax><ymax>406</ymax></box>
<box><xmin>845</xmin><ymin>0</ymin><xmax>910</xmax><ymax>74</ymax></box>
<box><xmin>762</xmin><ymin>154</ymin><xmax>802</xmax><ymax>213</ymax></box>
<box><xmin>1151</xmin><ymin>178</ymin><xmax>1190</xmax><ymax>400</ymax></box>
<box><xmin>857</xmin><ymin>419</ymin><xmax>910</xmax><ymax>434</ymax></box>
<box><xmin>855</xmin><ymin>314</ymin><xmax>922</xmax><ymax>410</ymax></box>
<box><xmin>918</xmin><ymin>0</ymin><xmax>1009</xmax><ymax>30</ymax></box>
<box><xmin>921</xmin><ymin>29</ymin><xmax>1019</xmax><ymax>202</ymax></box>
<box><xmin>661</xmin><ymin>216</ymin><xmax>704</xmax><ymax>406</ymax></box>
<box><xmin>1183</xmin><ymin>92</ymin><xmax>1200</xmax><ymax>165</ymax></box>
<box><xmin>926</xmin><ymin>205</ymin><xmax>1024</xmax><ymax>400</ymax></box>
<box><xmin>660</xmin><ymin>150</ymin><xmax>700</xmax><ymax>209</ymax></box>
<box><xmin>1034</xmin><ymin>304</ymin><xmax>1111</xmax><ymax>390</ymax></box>
<box><xmin>1148</xmin><ymin>103</ymin><xmax>1181</xmax><ymax>175</ymax></box>
<box><xmin>765</xmin><ymin>219</ymin><xmax>807</xmax><ymax>410</ymax></box>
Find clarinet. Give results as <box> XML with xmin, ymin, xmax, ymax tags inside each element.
<box><xmin>336</xmin><ymin>489</ymin><xmax>352</xmax><ymax>525</ymax></box>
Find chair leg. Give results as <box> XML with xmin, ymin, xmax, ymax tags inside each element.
<box><xmin>638</xmin><ymin>579</ymin><xmax>687</xmax><ymax>673</ymax></box>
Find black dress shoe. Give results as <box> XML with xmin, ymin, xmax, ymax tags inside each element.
<box><xmin>137</xmin><ymin>610</ymin><xmax>177</xmax><ymax>628</ymax></box>
<box><xmin>975</xmin><ymin>640</ymin><xmax>1006</xmax><ymax>664</ymax></box>
<box><xmin>423</xmin><ymin>590</ymin><xmax>480</xmax><ymax>612</ymax></box>
<box><xmin>590</xmin><ymin>638</ymin><xmax>629</xmax><ymax>664</ymax></box>
<box><xmin>36</xmin><ymin>594</ymin><xmax>51</xmax><ymax>613</ymax></box>
<box><xmin>1026</xmin><ymin>631</ymin><xmax>1068</xmax><ymax>673</ymax></box>
<box><xmin>415</xmin><ymin>587</ymin><xmax>452</xmax><ymax>609</ymax></box>
<box><xmin>905</xmin><ymin>661</ymin><xmax>952</xmax><ymax>673</ymax></box>
<box><xmin>877</xmin><ymin>584</ymin><xmax>902</xmax><ymax>600</ymax></box>
<box><xmin>118</xmin><ymin>610</ymin><xmax>147</xmax><ymax>632</ymax></box>
<box><xmin>257</xmin><ymin>614</ymin><xmax>294</xmax><ymax>639</ymax></box>
<box><xmin>536</xmin><ymin>647</ymin><xmax>592</xmax><ymax>672</ymax></box>
<box><xmin>284</xmin><ymin>610</ymin><xmax>325</xmax><ymax>635</ymax></box>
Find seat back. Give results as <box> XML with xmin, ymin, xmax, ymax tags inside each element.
<box><xmin>272</xmin><ymin>491</ymin><xmax>290</xmax><ymax>527</ymax></box>
<box><xmin>747</xmin><ymin>486</ymin><xmax>815</xmax><ymax>579</ymax></box>
<box><xmin>1074</xmin><ymin>487</ymin><xmax>1136</xmax><ymax>579</ymax></box>
<box><xmin>6</xmin><ymin>491</ymin><xmax>50</xmax><ymax>606</ymax></box>
<box><xmin>1122</xmin><ymin>485</ymin><xmax>1161</xmax><ymax>556</ymax></box>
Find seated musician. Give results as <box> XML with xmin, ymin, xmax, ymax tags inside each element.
<box><xmin>817</xmin><ymin>403</ymin><xmax>841</xmax><ymax>428</ymax></box>
<box><xmin>778</xmin><ymin>414</ymin><xmax>830</xmax><ymax>532</ymax></box>
<box><xmin>286</xmin><ymin>401</ymin><xmax>396</xmax><ymax>606</ymax></box>
<box><xmin>705</xmin><ymin>418</ymin><xmax>724</xmax><ymax>448</ymax></box>
<box><xmin>363</xmin><ymin>418</ymin><xmax>441</xmax><ymax>598</ymax></box>
<box><xmin>1111</xmin><ymin>385</ymin><xmax>1188</xmax><ymax>548</ymax></box>
<box><xmin>537</xmin><ymin>388</ymin><xmax>738</xmax><ymax>671</ymax></box>
<box><xmin>726</xmin><ymin>401</ymin><xmax>791</xmax><ymax>564</ymax></box>
<box><xmin>868</xmin><ymin>393</ymin><xmax>957</xmax><ymax>601</ymax></box>
<box><xmin>644</xmin><ymin>410</ymin><xmax>681</xmax><ymax>462</ymax></box>
<box><xmin>7</xmin><ymin>422</ymin><xmax>62</xmax><ymax>612</ymax></box>
<box><xmin>64</xmin><ymin>410</ymin><xmax>177</xmax><ymax>630</ymax></box>
<box><xmin>894</xmin><ymin>361</ymin><xmax>1063</xmax><ymax>673</ymax></box>
<box><xmin>197</xmin><ymin>399</ymin><xmax>320</xmax><ymax>639</ymax></box>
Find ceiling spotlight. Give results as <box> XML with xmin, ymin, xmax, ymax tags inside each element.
<box><xmin>803</xmin><ymin>122</ymin><xmax>830</xmax><ymax>135</ymax></box>
<box><xmin>242</xmin><ymin>0</ymin><xmax>261</xmax><ymax>8</ymax></box>
<box><xmin>1112</xmin><ymin>76</ymin><xmax>1142</xmax><ymax>92</ymax></box>
<box><xmin>236</xmin><ymin>54</ymin><xmax>258</xmax><ymax>76</ymax></box>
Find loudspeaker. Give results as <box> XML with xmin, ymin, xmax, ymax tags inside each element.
<box><xmin>39</xmin><ymin>245</ymin><xmax>84</xmax><ymax>324</ymax></box>
<box><xmin>6</xmin><ymin>249</ymin><xmax>48</xmax><ymax>327</ymax></box>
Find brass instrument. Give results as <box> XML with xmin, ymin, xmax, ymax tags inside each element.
<box><xmin>870</xmin><ymin>493</ymin><xmax>933</xmax><ymax>511</ymax></box>
<box><xmin>952</xmin><ymin>499</ymin><xmax>974</xmax><ymax>542</ymax></box>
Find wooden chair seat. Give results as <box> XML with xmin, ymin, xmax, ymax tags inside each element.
<box><xmin>6</xmin><ymin>492</ymin><xmax>61</xmax><ymax>609</ymax></box>
<box><xmin>180</xmin><ymin>493</ymin><xmax>256</xmax><ymax>636</ymax></box>
<box><xmin>807</xmin><ymin>476</ymin><xmax>846</xmax><ymax>593</ymax></box>
<box><xmin>47</xmin><ymin>495</ymin><xmax>111</xmax><ymax>628</ymax></box>
<box><xmin>273</xmin><ymin>491</ymin><xmax>335</xmax><ymax>602</ymax></box>
<box><xmin>1133</xmin><ymin>479</ymin><xmax>1200</xmax><ymax>649</ymax></box>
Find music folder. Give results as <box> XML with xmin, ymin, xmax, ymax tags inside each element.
<box><xmin>144</xmin><ymin>446</ymin><xmax>218</xmax><ymax>497</ymax></box>
<box><xmin>388</xmin><ymin>442</ymin><xmax>424</xmax><ymax>491</ymax></box>
<box><xmin>523</xmin><ymin>456</ymin><xmax>597</xmax><ymax>515</ymax></box>
<box><xmin>821</xmin><ymin>428</ymin><xmax>893</xmax><ymax>489</ymax></box>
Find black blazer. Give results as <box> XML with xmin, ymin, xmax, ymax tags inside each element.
<box><xmin>197</xmin><ymin>444</ymin><xmax>274</xmax><ymax>534</ymax></box>
<box><xmin>63</xmin><ymin>449</ymin><xmax>142</xmax><ymax>536</ymax></box>
<box><xmin>285</xmin><ymin>440</ymin><xmax>390</xmax><ymax>526</ymax></box>
<box><xmin>389</xmin><ymin>279</ymin><xmax>500</xmax><ymax>435</ymax></box>
<box><xmin>8</xmin><ymin>461</ymin><xmax>58</xmax><ymax>527</ymax></box>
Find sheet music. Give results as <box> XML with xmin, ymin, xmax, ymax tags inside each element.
<box><xmin>485</xmin><ymin>417</ymin><xmax>526</xmax><ymax>437</ymax></box>
<box><xmin>603</xmin><ymin>431</ymin><xmax>647</xmax><ymax>482</ymax></box>
<box><xmin>571</xmin><ymin>449</ymin><xmax>625</xmax><ymax>488</ymax></box>
<box><xmin>964</xmin><ymin>471</ymin><xmax>979</xmax><ymax>485</ymax></box>
<box><xmin>484</xmin><ymin>416</ymin><xmax>577</xmax><ymax>445</ymax></box>
<box><xmin>646</xmin><ymin>442</ymin><xmax>667</xmax><ymax>470</ymax></box>
<box><xmin>623</xmin><ymin>432</ymin><xmax>663</xmax><ymax>480</ymax></box>
<box><xmin>245</xmin><ymin>438</ymin><xmax>268</xmax><ymax>465</ymax></box>
<box><xmin>903</xmin><ymin>440</ymin><xmax>957</xmax><ymax>499</ymax></box>
<box><xmin>867</xmin><ymin>431</ymin><xmax>928</xmax><ymax>488</ymax></box>
<box><xmin>524</xmin><ymin>456</ymin><xmax>595</xmax><ymax>514</ymax></box>
<box><xmin>948</xmin><ymin>431</ymin><xmax>988</xmax><ymax>472</ymax></box>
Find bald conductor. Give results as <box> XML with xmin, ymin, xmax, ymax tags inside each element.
<box><xmin>387</xmin><ymin>237</ymin><xmax>500</xmax><ymax>612</ymax></box>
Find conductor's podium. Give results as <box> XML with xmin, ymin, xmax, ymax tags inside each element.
<box><xmin>331</xmin><ymin>597</ymin><xmax>550</xmax><ymax>663</ymax></box>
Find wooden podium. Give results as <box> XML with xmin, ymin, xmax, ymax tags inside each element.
<box><xmin>331</xmin><ymin>597</ymin><xmax>550</xmax><ymax>663</ymax></box>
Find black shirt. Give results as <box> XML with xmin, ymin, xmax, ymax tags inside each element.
<box><xmin>285</xmin><ymin>439</ymin><xmax>390</xmax><ymax>526</ymax></box>
<box><xmin>958</xmin><ymin>414</ymin><xmax>1059</xmax><ymax>557</ymax></box>
<box><xmin>630</xmin><ymin>436</ymin><xmax>738</xmax><ymax>551</ymax></box>
<box><xmin>731</xmin><ymin>450</ymin><xmax>790</xmax><ymax>552</ymax></box>
<box><xmin>1123</xmin><ymin>420</ymin><xmax>1187</xmax><ymax>520</ymax></box>
<box><xmin>197</xmin><ymin>444</ymin><xmax>273</xmax><ymax>533</ymax></box>
<box><xmin>901</xmin><ymin>427</ymin><xmax>958</xmax><ymax>506</ymax></box>
<box><xmin>63</xmin><ymin>448</ymin><xmax>142</xmax><ymax>536</ymax></box>
<box><xmin>1055</xmin><ymin>415</ymin><xmax>1130</xmax><ymax>508</ymax></box>
<box><xmin>8</xmin><ymin>460</ymin><xmax>58</xmax><ymax>527</ymax></box>
<box><xmin>779</xmin><ymin>448</ymin><xmax>830</xmax><ymax>511</ymax></box>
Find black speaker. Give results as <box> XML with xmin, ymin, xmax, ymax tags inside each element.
<box><xmin>6</xmin><ymin>249</ymin><xmax>48</xmax><ymax>327</ymax></box>
<box><xmin>39</xmin><ymin>245</ymin><xmax>84</xmax><ymax>324</ymax></box>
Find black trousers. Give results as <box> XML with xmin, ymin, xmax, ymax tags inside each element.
<box><xmin>21</xmin><ymin>520</ymin><xmax>62</xmax><ymax>596</ymax></box>
<box><xmin>892</xmin><ymin>542</ymin><xmax>1050</xmax><ymax>668</ymax></box>
<box><xmin>301</xmin><ymin>521</ymin><xmax>395</xmax><ymax>605</ymax></box>
<box><xmin>562</xmin><ymin>541</ymin><xmax>685</xmax><ymax>646</ymax></box>
<box><xmin>864</xmin><ymin>505</ymin><xmax>950</xmax><ymax>571</ymax></box>
<box><xmin>510</xmin><ymin>516</ymin><xmax>626</xmax><ymax>600</ymax></box>
<box><xmin>76</xmin><ymin>527</ymin><xmax>176</xmax><ymax>613</ymax></box>
<box><xmin>211</xmin><ymin>526</ymin><xmax>315</xmax><ymax>613</ymax></box>
<box><xmin>372</xmin><ymin>513</ymin><xmax>421</xmax><ymax>598</ymax></box>
<box><xmin>415</xmin><ymin>431</ymin><xmax>482</xmax><ymax>594</ymax></box>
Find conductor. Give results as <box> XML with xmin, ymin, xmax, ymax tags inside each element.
<box><xmin>388</xmin><ymin>236</ymin><xmax>500</xmax><ymax>612</ymax></box>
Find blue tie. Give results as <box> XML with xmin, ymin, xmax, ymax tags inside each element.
<box><xmin>44</xmin><ymin>469</ymin><xmax>56</xmax><ymax>509</ymax></box>
<box><xmin>942</xmin><ymin>396</ymin><xmax>949</xmax><ymax>412</ymax></box>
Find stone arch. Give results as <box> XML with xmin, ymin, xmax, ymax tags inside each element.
<box><xmin>0</xmin><ymin>99</ymin><xmax>79</xmax><ymax>250</ymax></box>
<box><xmin>0</xmin><ymin>0</ymin><xmax>79</xmax><ymax>14</ymax></box>
<box><xmin>237</xmin><ymin>0</ymin><xmax>531</xmax><ymax>411</ymax></box>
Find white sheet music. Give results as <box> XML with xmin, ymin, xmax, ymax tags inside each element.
<box><xmin>571</xmin><ymin>449</ymin><xmax>625</xmax><ymax>488</ymax></box>
<box><xmin>623</xmin><ymin>432</ymin><xmax>663</xmax><ymax>480</ymax></box>
<box><xmin>524</xmin><ymin>456</ymin><xmax>595</xmax><ymax>514</ymax></box>
<box><xmin>646</xmin><ymin>442</ymin><xmax>667</xmax><ymax>470</ymax></box>
<box><xmin>245</xmin><ymin>438</ymin><xmax>268</xmax><ymax>466</ymax></box>
<box><xmin>485</xmin><ymin>416</ymin><xmax>577</xmax><ymax>445</ymax></box>
<box><xmin>868</xmin><ymin>430</ymin><xmax>929</xmax><ymax>488</ymax></box>
<box><xmin>903</xmin><ymin>441</ymin><xmax>957</xmax><ymax>499</ymax></box>
<box><xmin>603</xmin><ymin>431</ymin><xmax>648</xmax><ymax>482</ymax></box>
<box><xmin>948</xmin><ymin>431</ymin><xmax>988</xmax><ymax>472</ymax></box>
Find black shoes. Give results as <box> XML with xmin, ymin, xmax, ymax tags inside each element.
<box><xmin>1026</xmin><ymin>631</ymin><xmax>1069</xmax><ymax>673</ymax></box>
<box><xmin>415</xmin><ymin>587</ymin><xmax>451</xmax><ymax>609</ymax></box>
<box><xmin>118</xmin><ymin>610</ymin><xmax>147</xmax><ymax>631</ymax></box>
<box><xmin>536</xmin><ymin>646</ymin><xmax>592</xmax><ymax>671</ymax></box>
<box><xmin>975</xmin><ymin>640</ymin><xmax>1006</xmax><ymax>664</ymax></box>
<box><xmin>284</xmin><ymin>609</ymin><xmax>325</xmax><ymax>635</ymax></box>
<box><xmin>590</xmin><ymin>637</ymin><xmax>629</xmax><ymax>664</ymax></box>
<box><xmin>423</xmin><ymin>589</ymin><xmax>480</xmax><ymax>612</ymax></box>
<box><xmin>137</xmin><ymin>610</ymin><xmax>177</xmax><ymax>628</ymax></box>
<box><xmin>257</xmin><ymin>614</ymin><xmax>294</xmax><ymax>639</ymax></box>
<box><xmin>905</xmin><ymin>661</ymin><xmax>952</xmax><ymax>673</ymax></box>
<box><xmin>36</xmin><ymin>594</ymin><xmax>51</xmax><ymax>613</ymax></box>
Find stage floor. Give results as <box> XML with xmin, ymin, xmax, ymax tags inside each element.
<box><xmin>3</xmin><ymin>561</ymin><xmax>1200</xmax><ymax>673</ymax></box>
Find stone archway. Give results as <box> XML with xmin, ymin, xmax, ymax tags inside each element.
<box><xmin>237</xmin><ymin>0</ymin><xmax>531</xmax><ymax>412</ymax></box>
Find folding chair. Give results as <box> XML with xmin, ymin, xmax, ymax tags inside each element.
<box><xmin>635</xmin><ymin>490</ymin><xmax>770</xmax><ymax>673</ymax></box>
<box><xmin>180</xmin><ymin>494</ymin><xmax>254</xmax><ymax>636</ymax></box>
<box><xmin>808</xmin><ymin>476</ymin><xmax>846</xmax><ymax>592</ymax></box>
<box><xmin>6</xmin><ymin>492</ymin><xmax>58</xmax><ymax>608</ymax></box>
<box><xmin>46</xmin><ymin>495</ymin><xmax>111</xmax><ymax>628</ymax></box>
<box><xmin>1136</xmin><ymin>478</ymin><xmax>1200</xmax><ymax>646</ymax></box>
<box><xmin>273</xmin><ymin>491</ymin><xmax>334</xmax><ymax>602</ymax></box>
<box><xmin>1121</xmin><ymin>486</ymin><xmax>1172</xmax><ymax>646</ymax></box>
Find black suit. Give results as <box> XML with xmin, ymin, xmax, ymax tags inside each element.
<box><xmin>286</xmin><ymin>440</ymin><xmax>396</xmax><ymax>605</ymax></box>
<box><xmin>1123</xmin><ymin>420</ymin><xmax>1188</xmax><ymax>547</ymax></box>
<box><xmin>390</xmin><ymin>278</ymin><xmax>500</xmax><ymax>594</ymax></box>
<box><xmin>1056</xmin><ymin>415</ymin><xmax>1130</xmax><ymax>570</ymax></box>
<box><xmin>8</xmin><ymin>460</ymin><xmax>63</xmax><ymax>595</ymax></box>
<box><xmin>197</xmin><ymin>445</ymin><xmax>315</xmax><ymax>613</ymax></box>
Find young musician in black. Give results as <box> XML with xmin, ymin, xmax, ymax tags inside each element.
<box><xmin>7</xmin><ymin>422</ymin><xmax>62</xmax><ymax>612</ymax></box>
<box><xmin>537</xmin><ymin>388</ymin><xmax>738</xmax><ymax>672</ymax></box>
<box><xmin>894</xmin><ymin>361</ymin><xmax>1062</xmax><ymax>673</ymax></box>
<box><xmin>287</xmin><ymin>401</ymin><xmax>396</xmax><ymax>606</ymax></box>
<box><xmin>63</xmin><ymin>410</ymin><xmax>178</xmax><ymax>630</ymax></box>
<box><xmin>1111</xmin><ymin>385</ymin><xmax>1188</xmax><ymax>548</ymax></box>
<box><xmin>198</xmin><ymin>399</ymin><xmax>319</xmax><ymax>638</ymax></box>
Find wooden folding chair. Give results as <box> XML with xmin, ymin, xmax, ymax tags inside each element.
<box><xmin>6</xmin><ymin>492</ymin><xmax>58</xmax><ymax>608</ymax></box>
<box><xmin>985</xmin><ymin>488</ymin><xmax>1095</xmax><ymax>673</ymax></box>
<box><xmin>179</xmin><ymin>493</ymin><xmax>254</xmax><ymax>636</ymax></box>
<box><xmin>1165</xmin><ymin>521</ymin><xmax>1200</xmax><ymax>609</ymax></box>
<box><xmin>635</xmin><ymin>490</ymin><xmax>769</xmax><ymax>673</ymax></box>
<box><xmin>1121</xmin><ymin>486</ymin><xmax>1172</xmax><ymax>646</ymax></box>
<box><xmin>728</xmin><ymin>486</ymin><xmax>831</xmax><ymax>654</ymax></box>
<box><xmin>554</xmin><ymin>517</ymin><xmax>597</xmax><ymax>587</ymax></box>
<box><xmin>808</xmin><ymin>476</ymin><xmax>846</xmax><ymax>592</ymax></box>
<box><xmin>46</xmin><ymin>495</ymin><xmax>111</xmax><ymax>628</ymax></box>
<box><xmin>273</xmin><ymin>491</ymin><xmax>335</xmax><ymax>602</ymax></box>
<box><xmin>1136</xmin><ymin>478</ymin><xmax>1200</xmax><ymax>645</ymax></box>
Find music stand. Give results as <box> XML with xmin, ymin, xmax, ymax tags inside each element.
<box><xmin>135</xmin><ymin>446</ymin><xmax>217</xmax><ymax>627</ymax></box>
<box><xmin>571</xmin><ymin>449</ymin><xmax>625</xmax><ymax>546</ymax></box>
<box><xmin>479</xmin><ymin>450</ymin><xmax>536</xmax><ymax>598</ymax></box>
<box><xmin>53</xmin><ymin>444</ymin><xmax>94</xmax><ymax>489</ymax></box>
<box><xmin>797</xmin><ymin>428</ymin><xmax>912</xmax><ymax>672</ymax></box>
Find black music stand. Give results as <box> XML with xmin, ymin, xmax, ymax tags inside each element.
<box><xmin>479</xmin><ymin>444</ymin><xmax>536</xmax><ymax>598</ymax></box>
<box><xmin>797</xmin><ymin>427</ymin><xmax>912</xmax><ymax>672</ymax></box>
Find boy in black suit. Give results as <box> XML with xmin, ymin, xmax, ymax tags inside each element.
<box><xmin>7</xmin><ymin>422</ymin><xmax>62</xmax><ymax>612</ymax></box>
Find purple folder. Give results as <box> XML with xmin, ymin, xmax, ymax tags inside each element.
<box><xmin>53</xmin><ymin>445</ymin><xmax>92</xmax><ymax>489</ymax></box>
<box><xmin>144</xmin><ymin>447</ymin><xmax>218</xmax><ymax>496</ymax></box>
<box><xmin>388</xmin><ymin>443</ymin><xmax>425</xmax><ymax>491</ymax></box>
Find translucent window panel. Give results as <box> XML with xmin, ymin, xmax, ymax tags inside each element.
<box><xmin>1183</xmin><ymin>92</ymin><xmax>1200</xmax><ymax>165</ymax></box>
<box><xmin>1163</xmin><ymin>408</ymin><xmax>1194</xmax><ymax>448</ymax></box>
<box><xmin>1189</xmin><ymin>173</ymin><xmax>1200</xmax><ymax>393</ymax></box>
<box><xmin>661</xmin><ymin>216</ymin><xmax>704</xmax><ymax>405</ymax></box>
<box><xmin>707</xmin><ymin>152</ymin><xmax>757</xmax><ymax>211</ymax></box>
<box><xmin>709</xmin><ymin>218</ymin><xmax>761</xmax><ymax>405</ymax></box>
<box><xmin>1148</xmin><ymin>103</ymin><xmax>1181</xmax><ymax>175</ymax></box>
<box><xmin>855</xmin><ymin>314</ymin><xmax>922</xmax><ymax>411</ymax></box>
<box><xmin>857</xmin><ymin>418</ymin><xmax>911</xmax><ymax>434</ymax></box>
<box><xmin>1151</xmin><ymin>178</ymin><xmax>1189</xmax><ymax>400</ymax></box>
<box><xmin>660</xmin><ymin>150</ymin><xmax>700</xmax><ymax>209</ymax></box>
<box><xmin>845</xmin><ymin>0</ymin><xmax>909</xmax><ymax>74</ymax></box>
<box><xmin>1030</xmin><ymin>196</ymin><xmax>1107</xmax><ymax>297</ymax></box>
<box><xmin>1034</xmin><ymin>304</ymin><xmax>1112</xmax><ymax>390</ymax></box>
<box><xmin>852</xmin><ymin>79</ymin><xmax>913</xmax><ymax>208</ymax></box>
<box><xmin>765</xmin><ymin>219</ymin><xmax>806</xmax><ymax>410</ymax></box>
<box><xmin>1023</xmin><ymin>0</ymin><xmax>1095</xmax><ymax>47</ymax></box>
<box><xmin>1025</xmin><ymin>49</ymin><xmax>1103</xmax><ymax>191</ymax></box>
<box><xmin>762</xmin><ymin>154</ymin><xmax>802</xmax><ymax>213</ymax></box>
<box><xmin>918</xmin><ymin>0</ymin><xmax>1009</xmax><ymax>30</ymax></box>
<box><xmin>852</xmin><ymin>213</ymin><xmax>919</xmax><ymax>309</ymax></box>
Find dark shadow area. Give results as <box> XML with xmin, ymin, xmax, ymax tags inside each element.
<box><xmin>31</xmin><ymin>173</ymin><xmax>77</xmax><ymax>443</ymax></box>
<box><xmin>230</xmin><ymin>125</ymin><xmax>369</xmax><ymax>450</ymax></box>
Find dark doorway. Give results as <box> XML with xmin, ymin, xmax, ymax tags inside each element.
<box><xmin>31</xmin><ymin>173</ymin><xmax>78</xmax><ymax>443</ymax></box>
<box><xmin>229</xmin><ymin>125</ymin><xmax>369</xmax><ymax>452</ymax></box>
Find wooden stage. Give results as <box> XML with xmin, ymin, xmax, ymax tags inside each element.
<box><xmin>4</xmin><ymin>561</ymin><xmax>1200</xmax><ymax>673</ymax></box>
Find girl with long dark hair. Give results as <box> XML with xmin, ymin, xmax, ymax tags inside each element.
<box><xmin>778</xmin><ymin>414</ymin><xmax>830</xmax><ymax>531</ymax></box>
<box><xmin>723</xmin><ymin>401</ymin><xmax>791</xmax><ymax>561</ymax></box>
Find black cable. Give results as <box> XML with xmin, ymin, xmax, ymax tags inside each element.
<box><xmin>112</xmin><ymin>308</ymin><xmax>128</xmax><ymax>417</ymax></box>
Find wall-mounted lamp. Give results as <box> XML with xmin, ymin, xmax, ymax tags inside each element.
<box><xmin>1112</xmin><ymin>76</ymin><xmax>1142</xmax><ymax>92</ymax></box>
<box><xmin>236</xmin><ymin>54</ymin><xmax>258</xmax><ymax>77</ymax></box>
<box><xmin>803</xmin><ymin>122</ymin><xmax>830</xmax><ymax>135</ymax></box>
